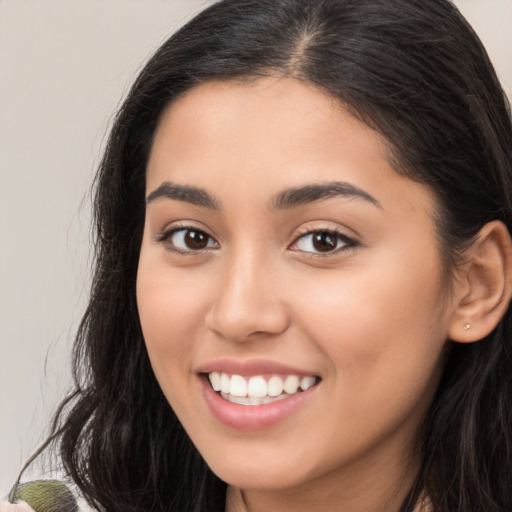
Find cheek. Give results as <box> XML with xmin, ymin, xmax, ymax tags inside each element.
<box><xmin>291</xmin><ymin>250</ymin><xmax>449</xmax><ymax>402</ymax></box>
<box><xmin>136</xmin><ymin>262</ymin><xmax>209</xmax><ymax>391</ymax></box>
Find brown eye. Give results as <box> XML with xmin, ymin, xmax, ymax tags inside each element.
<box><xmin>159</xmin><ymin>228</ymin><xmax>218</xmax><ymax>252</ymax></box>
<box><xmin>291</xmin><ymin>230</ymin><xmax>356</xmax><ymax>255</ymax></box>
<box><xmin>312</xmin><ymin>232</ymin><xmax>337</xmax><ymax>252</ymax></box>
<box><xmin>184</xmin><ymin>230</ymin><xmax>210</xmax><ymax>249</ymax></box>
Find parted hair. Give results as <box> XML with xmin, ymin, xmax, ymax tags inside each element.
<box><xmin>23</xmin><ymin>0</ymin><xmax>512</xmax><ymax>510</ymax></box>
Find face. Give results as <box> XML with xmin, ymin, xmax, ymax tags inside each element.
<box><xmin>137</xmin><ymin>78</ymin><xmax>456</xmax><ymax>499</ymax></box>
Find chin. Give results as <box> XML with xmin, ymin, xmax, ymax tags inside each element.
<box><xmin>212</xmin><ymin>460</ymin><xmax>310</xmax><ymax>491</ymax></box>
<box><xmin>195</xmin><ymin>437</ymin><xmax>320</xmax><ymax>491</ymax></box>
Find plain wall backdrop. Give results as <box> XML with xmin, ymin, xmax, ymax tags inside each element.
<box><xmin>1</xmin><ymin>0</ymin><xmax>511</xmax><ymax>494</ymax></box>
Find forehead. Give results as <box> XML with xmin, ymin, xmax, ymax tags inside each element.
<box><xmin>146</xmin><ymin>77</ymin><xmax>436</xmax><ymax>219</ymax></box>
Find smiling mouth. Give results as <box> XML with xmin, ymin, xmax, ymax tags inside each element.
<box><xmin>206</xmin><ymin>372</ymin><xmax>320</xmax><ymax>406</ymax></box>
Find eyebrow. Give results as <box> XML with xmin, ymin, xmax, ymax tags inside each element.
<box><xmin>146</xmin><ymin>181</ymin><xmax>221</xmax><ymax>210</ymax></box>
<box><xmin>146</xmin><ymin>179</ymin><xmax>380</xmax><ymax>211</ymax></box>
<box><xmin>271</xmin><ymin>181</ymin><xmax>381</xmax><ymax>210</ymax></box>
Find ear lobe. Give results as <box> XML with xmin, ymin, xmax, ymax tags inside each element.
<box><xmin>449</xmin><ymin>220</ymin><xmax>512</xmax><ymax>343</ymax></box>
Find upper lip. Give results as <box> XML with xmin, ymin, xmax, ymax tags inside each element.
<box><xmin>196</xmin><ymin>358</ymin><xmax>319</xmax><ymax>377</ymax></box>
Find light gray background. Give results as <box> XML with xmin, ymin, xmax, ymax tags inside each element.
<box><xmin>1</xmin><ymin>0</ymin><xmax>511</xmax><ymax>494</ymax></box>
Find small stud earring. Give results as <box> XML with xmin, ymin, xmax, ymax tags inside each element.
<box><xmin>463</xmin><ymin>323</ymin><xmax>471</xmax><ymax>330</ymax></box>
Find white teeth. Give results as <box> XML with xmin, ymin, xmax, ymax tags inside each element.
<box><xmin>221</xmin><ymin>392</ymin><xmax>291</xmax><ymax>405</ymax></box>
<box><xmin>221</xmin><ymin>373</ymin><xmax>230</xmax><ymax>394</ymax></box>
<box><xmin>247</xmin><ymin>376</ymin><xmax>267</xmax><ymax>398</ymax></box>
<box><xmin>230</xmin><ymin>374</ymin><xmax>248</xmax><ymax>397</ymax></box>
<box><xmin>208</xmin><ymin>372</ymin><xmax>318</xmax><ymax>402</ymax></box>
<box><xmin>283</xmin><ymin>375</ymin><xmax>300</xmax><ymax>394</ymax></box>
<box><xmin>300</xmin><ymin>376</ymin><xmax>316</xmax><ymax>391</ymax></box>
<box><xmin>267</xmin><ymin>375</ymin><xmax>283</xmax><ymax>397</ymax></box>
<box><xmin>209</xmin><ymin>371</ymin><xmax>221</xmax><ymax>391</ymax></box>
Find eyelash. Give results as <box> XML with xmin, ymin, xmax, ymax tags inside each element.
<box><xmin>289</xmin><ymin>228</ymin><xmax>357</xmax><ymax>256</ymax></box>
<box><xmin>154</xmin><ymin>225</ymin><xmax>219</xmax><ymax>254</ymax></box>
<box><xmin>154</xmin><ymin>225</ymin><xmax>357</xmax><ymax>256</ymax></box>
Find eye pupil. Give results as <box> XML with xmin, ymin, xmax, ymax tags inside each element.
<box><xmin>312</xmin><ymin>232</ymin><xmax>337</xmax><ymax>252</ymax></box>
<box><xmin>185</xmin><ymin>230</ymin><xmax>209</xmax><ymax>249</ymax></box>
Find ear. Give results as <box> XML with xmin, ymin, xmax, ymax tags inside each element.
<box><xmin>449</xmin><ymin>220</ymin><xmax>512</xmax><ymax>343</ymax></box>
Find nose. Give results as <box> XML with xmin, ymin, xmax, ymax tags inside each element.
<box><xmin>204</xmin><ymin>251</ymin><xmax>290</xmax><ymax>343</ymax></box>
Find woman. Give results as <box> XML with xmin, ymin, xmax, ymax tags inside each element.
<box><xmin>5</xmin><ymin>0</ymin><xmax>512</xmax><ymax>510</ymax></box>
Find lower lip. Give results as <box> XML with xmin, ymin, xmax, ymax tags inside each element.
<box><xmin>200</xmin><ymin>377</ymin><xmax>317</xmax><ymax>431</ymax></box>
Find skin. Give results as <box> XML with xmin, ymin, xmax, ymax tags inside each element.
<box><xmin>136</xmin><ymin>77</ymin><xmax>477</xmax><ymax>511</ymax></box>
